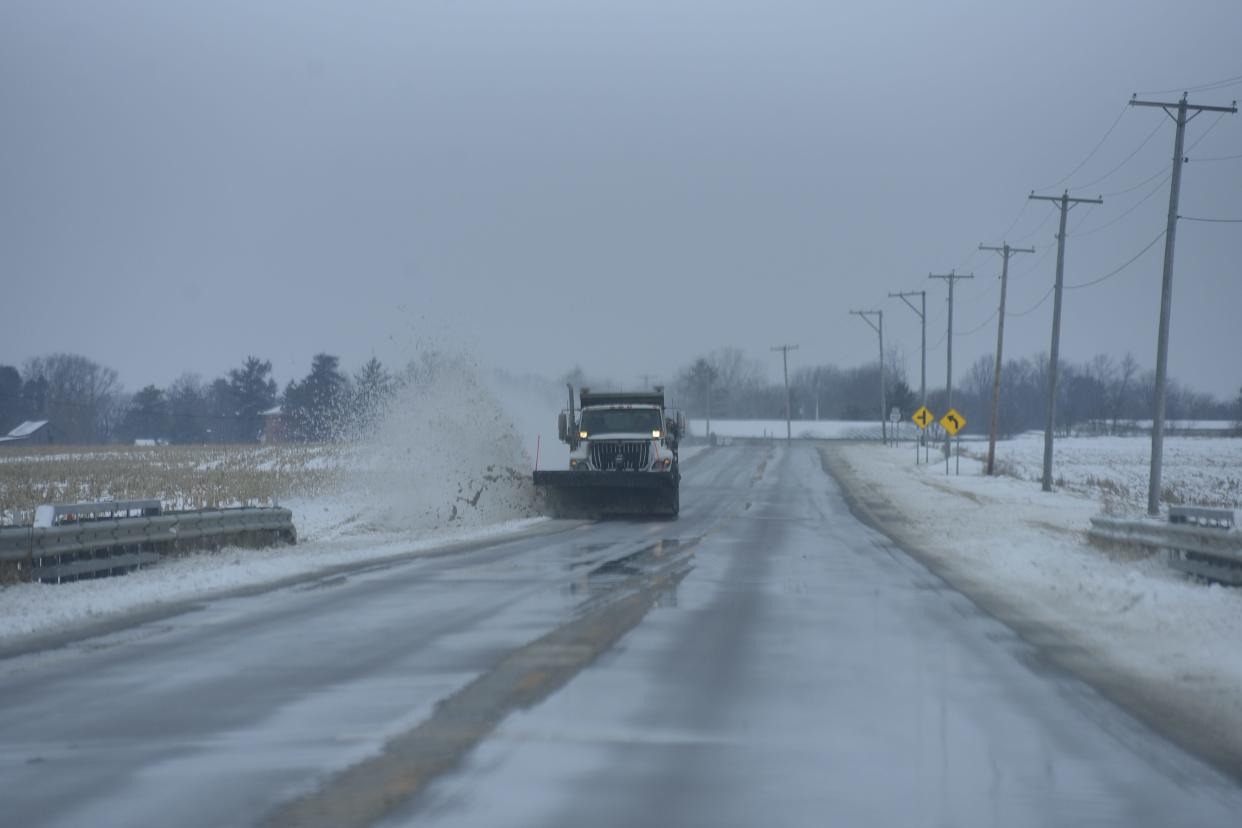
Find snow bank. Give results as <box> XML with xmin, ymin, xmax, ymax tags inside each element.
<box><xmin>825</xmin><ymin>442</ymin><xmax>1242</xmax><ymax>775</ymax></box>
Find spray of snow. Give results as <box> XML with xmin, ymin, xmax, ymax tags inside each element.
<box><xmin>312</xmin><ymin>352</ymin><xmax>542</xmax><ymax>537</ymax></box>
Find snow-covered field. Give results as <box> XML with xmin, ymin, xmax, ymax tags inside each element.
<box><xmin>826</xmin><ymin>442</ymin><xmax>1242</xmax><ymax>772</ymax></box>
<box><xmin>965</xmin><ymin>433</ymin><xmax>1242</xmax><ymax>512</ymax></box>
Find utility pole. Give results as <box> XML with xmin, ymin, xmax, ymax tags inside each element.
<box><xmin>704</xmin><ymin>370</ymin><xmax>713</xmax><ymax>440</ymax></box>
<box><xmin>890</xmin><ymin>290</ymin><xmax>926</xmax><ymax>460</ymax></box>
<box><xmin>1129</xmin><ymin>93</ymin><xmax>1237</xmax><ymax>515</ymax></box>
<box><xmin>771</xmin><ymin>344</ymin><xmax>798</xmax><ymax>442</ymax></box>
<box><xmin>1029</xmin><ymin>191</ymin><xmax>1103</xmax><ymax>492</ymax></box>
<box><xmin>850</xmin><ymin>311</ymin><xmax>887</xmax><ymax>444</ymax></box>
<box><xmin>928</xmin><ymin>271</ymin><xmax>973</xmax><ymax>413</ymax></box>
<box><xmin>978</xmin><ymin>243</ymin><xmax>1034</xmax><ymax>475</ymax></box>
<box><xmin>888</xmin><ymin>291</ymin><xmax>927</xmax><ymax>407</ymax></box>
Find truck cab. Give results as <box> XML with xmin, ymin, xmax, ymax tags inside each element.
<box><xmin>537</xmin><ymin>387</ymin><xmax>684</xmax><ymax>517</ymax></box>
<box><xmin>567</xmin><ymin>397</ymin><xmax>678</xmax><ymax>474</ymax></box>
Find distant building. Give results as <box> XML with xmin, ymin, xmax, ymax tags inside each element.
<box><xmin>260</xmin><ymin>406</ymin><xmax>286</xmax><ymax>444</ymax></box>
<box><xmin>0</xmin><ymin>420</ymin><xmax>55</xmax><ymax>447</ymax></box>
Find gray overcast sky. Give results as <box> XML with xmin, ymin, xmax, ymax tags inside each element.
<box><xmin>2</xmin><ymin>0</ymin><xmax>1240</xmax><ymax>397</ymax></box>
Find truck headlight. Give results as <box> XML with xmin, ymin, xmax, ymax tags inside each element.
<box><xmin>570</xmin><ymin>458</ymin><xmax>588</xmax><ymax>470</ymax></box>
<box><xmin>660</xmin><ymin>457</ymin><xmax>673</xmax><ymax>470</ymax></box>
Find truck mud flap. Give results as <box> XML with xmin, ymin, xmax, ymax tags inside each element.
<box><xmin>533</xmin><ymin>471</ymin><xmax>679</xmax><ymax>518</ymax></box>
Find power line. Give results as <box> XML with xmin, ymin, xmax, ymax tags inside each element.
<box><xmin>956</xmin><ymin>308</ymin><xmax>998</xmax><ymax>336</ymax></box>
<box><xmin>1011</xmin><ymin>204</ymin><xmax>1059</xmax><ymax>243</ymax></box>
<box><xmin>1092</xmin><ymin>115</ymin><xmax>1221</xmax><ymax>197</ymax></box>
<box><xmin>1075</xmin><ymin>113</ymin><xmax>1227</xmax><ymax>234</ymax></box>
<box><xmin>954</xmin><ymin>269</ymin><xmax>999</xmax><ymax>307</ymax></box>
<box><xmin>1007</xmin><ymin>286</ymin><xmax>1054</xmax><ymax>318</ymax></box>
<box><xmin>1073</xmin><ymin>174</ymin><xmax>1171</xmax><ymax>237</ymax></box>
<box><xmin>996</xmin><ymin>200</ymin><xmax>1031</xmax><ymax>241</ymax></box>
<box><xmin>1033</xmin><ymin>103</ymin><xmax>1129</xmax><ymax>192</ymax></box>
<box><xmin>1186</xmin><ymin>112</ymin><xmax>1230</xmax><ymax>152</ymax></box>
<box><xmin>1064</xmin><ymin>118</ymin><xmax>1165</xmax><ymax>191</ymax></box>
<box><xmin>1179</xmin><ymin>215</ymin><xmax>1242</xmax><ymax>223</ymax></box>
<box><xmin>1139</xmin><ymin>72</ymin><xmax>1242</xmax><ymax>95</ymax></box>
<box><xmin>1100</xmin><ymin>165</ymin><xmax>1170</xmax><ymax>197</ymax></box>
<box><xmin>1010</xmin><ymin>243</ymin><xmax>1056</xmax><ymax>280</ymax></box>
<box><xmin>1067</xmin><ymin>202</ymin><xmax>1100</xmax><ymax>234</ymax></box>
<box><xmin>1064</xmin><ymin>228</ymin><xmax>1167</xmax><ymax>289</ymax></box>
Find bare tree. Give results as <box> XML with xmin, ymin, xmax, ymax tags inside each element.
<box><xmin>1109</xmin><ymin>353</ymin><xmax>1140</xmax><ymax>433</ymax></box>
<box><xmin>22</xmin><ymin>353</ymin><xmax>121</xmax><ymax>443</ymax></box>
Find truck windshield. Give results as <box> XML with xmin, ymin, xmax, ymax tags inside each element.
<box><xmin>580</xmin><ymin>409</ymin><xmax>662</xmax><ymax>435</ymax></box>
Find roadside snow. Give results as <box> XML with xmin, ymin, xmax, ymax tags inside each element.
<box><xmin>690</xmin><ymin>419</ymin><xmax>890</xmax><ymax>440</ymax></box>
<box><xmin>675</xmin><ymin>445</ymin><xmax>709</xmax><ymax>463</ymax></box>
<box><xmin>826</xmin><ymin>442</ymin><xmax>1242</xmax><ymax>773</ymax></box>
<box><xmin>0</xmin><ymin>518</ymin><xmax>549</xmax><ymax>647</ymax></box>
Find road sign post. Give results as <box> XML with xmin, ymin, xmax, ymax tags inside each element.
<box><xmin>911</xmin><ymin>406</ymin><xmax>934</xmax><ymax>465</ymax></box>
<box><xmin>939</xmin><ymin>408</ymin><xmax>966</xmax><ymax>475</ymax></box>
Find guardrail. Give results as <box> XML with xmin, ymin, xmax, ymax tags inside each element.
<box><xmin>0</xmin><ymin>506</ymin><xmax>296</xmax><ymax>584</ymax></box>
<box><xmin>33</xmin><ymin>498</ymin><xmax>163</xmax><ymax>527</ymax></box>
<box><xmin>1088</xmin><ymin>507</ymin><xmax>1241</xmax><ymax>585</ymax></box>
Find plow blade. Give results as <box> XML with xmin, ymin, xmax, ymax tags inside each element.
<box><xmin>533</xmin><ymin>471</ymin><xmax>680</xmax><ymax>518</ymax></box>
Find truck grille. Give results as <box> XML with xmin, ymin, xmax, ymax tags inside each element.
<box><xmin>590</xmin><ymin>440</ymin><xmax>649</xmax><ymax>471</ymax></box>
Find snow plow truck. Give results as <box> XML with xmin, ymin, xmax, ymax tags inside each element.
<box><xmin>534</xmin><ymin>386</ymin><xmax>685</xmax><ymax>517</ymax></box>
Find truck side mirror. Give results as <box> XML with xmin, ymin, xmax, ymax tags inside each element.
<box><xmin>557</xmin><ymin>412</ymin><xmax>568</xmax><ymax>443</ymax></box>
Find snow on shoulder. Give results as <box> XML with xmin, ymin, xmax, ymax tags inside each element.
<box><xmin>824</xmin><ymin>441</ymin><xmax>1242</xmax><ymax>777</ymax></box>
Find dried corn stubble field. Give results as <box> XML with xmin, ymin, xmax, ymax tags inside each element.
<box><xmin>0</xmin><ymin>444</ymin><xmax>351</xmax><ymax>526</ymax></box>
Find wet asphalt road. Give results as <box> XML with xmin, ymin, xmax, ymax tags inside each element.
<box><xmin>1</xmin><ymin>444</ymin><xmax>1241</xmax><ymax>826</ymax></box>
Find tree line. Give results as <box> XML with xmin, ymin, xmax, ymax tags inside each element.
<box><xmin>0</xmin><ymin>353</ymin><xmax>396</xmax><ymax>444</ymax></box>
<box><xmin>2</xmin><ymin>348</ymin><xmax>1238</xmax><ymax>445</ymax></box>
<box><xmin>672</xmin><ymin>347</ymin><xmax>1241</xmax><ymax>435</ymax></box>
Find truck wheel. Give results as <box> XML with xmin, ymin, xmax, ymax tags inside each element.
<box><xmin>669</xmin><ymin>487</ymin><xmax>680</xmax><ymax>517</ymax></box>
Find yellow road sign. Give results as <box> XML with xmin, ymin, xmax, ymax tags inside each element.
<box><xmin>940</xmin><ymin>408</ymin><xmax>966</xmax><ymax>436</ymax></box>
<box><xmin>911</xmin><ymin>405</ymin><xmax>934</xmax><ymax>430</ymax></box>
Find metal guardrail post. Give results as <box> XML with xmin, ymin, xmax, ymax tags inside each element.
<box><xmin>1088</xmin><ymin>510</ymin><xmax>1242</xmax><ymax>585</ymax></box>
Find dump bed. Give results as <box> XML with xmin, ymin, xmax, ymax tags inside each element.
<box><xmin>579</xmin><ymin>389</ymin><xmax>664</xmax><ymax>409</ymax></box>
